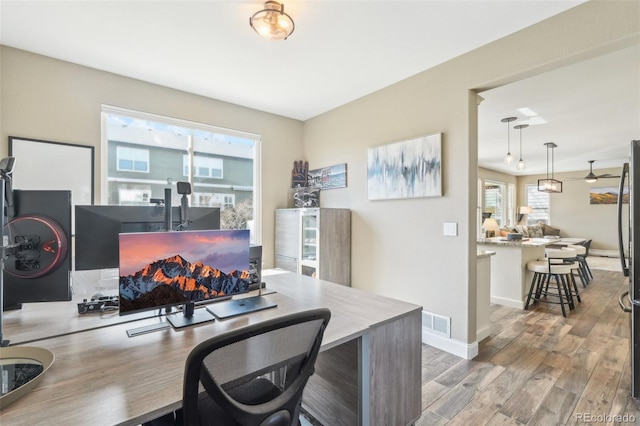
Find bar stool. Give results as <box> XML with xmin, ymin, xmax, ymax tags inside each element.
<box><xmin>564</xmin><ymin>244</ymin><xmax>590</xmax><ymax>286</ymax></box>
<box><xmin>577</xmin><ymin>239</ymin><xmax>594</xmax><ymax>281</ymax></box>
<box><xmin>525</xmin><ymin>248</ymin><xmax>580</xmax><ymax>317</ymax></box>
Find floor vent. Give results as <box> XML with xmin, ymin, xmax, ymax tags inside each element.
<box><xmin>422</xmin><ymin>310</ymin><xmax>451</xmax><ymax>338</ymax></box>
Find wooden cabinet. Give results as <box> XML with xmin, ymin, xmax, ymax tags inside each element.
<box><xmin>275</xmin><ymin>208</ymin><xmax>351</xmax><ymax>286</ymax></box>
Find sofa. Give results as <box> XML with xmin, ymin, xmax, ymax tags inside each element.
<box><xmin>499</xmin><ymin>222</ymin><xmax>561</xmax><ymax>238</ymax></box>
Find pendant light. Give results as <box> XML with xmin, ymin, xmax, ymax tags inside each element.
<box><xmin>501</xmin><ymin>117</ymin><xmax>517</xmax><ymax>164</ymax></box>
<box><xmin>514</xmin><ymin>124</ymin><xmax>528</xmax><ymax>171</ymax></box>
<box><xmin>538</xmin><ymin>142</ymin><xmax>563</xmax><ymax>193</ymax></box>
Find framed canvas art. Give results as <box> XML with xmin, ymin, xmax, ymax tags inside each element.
<box><xmin>367</xmin><ymin>133</ymin><xmax>442</xmax><ymax>200</ymax></box>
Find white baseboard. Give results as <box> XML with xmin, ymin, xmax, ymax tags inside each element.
<box><xmin>422</xmin><ymin>328</ymin><xmax>479</xmax><ymax>360</ymax></box>
<box><xmin>476</xmin><ymin>325</ymin><xmax>491</xmax><ymax>342</ymax></box>
<box><xmin>490</xmin><ymin>295</ymin><xmax>524</xmax><ymax>309</ymax></box>
<box><xmin>589</xmin><ymin>249</ymin><xmax>619</xmax><ymax>258</ymax></box>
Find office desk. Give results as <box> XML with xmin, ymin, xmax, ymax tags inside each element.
<box><xmin>0</xmin><ymin>270</ymin><xmax>422</xmax><ymax>426</ymax></box>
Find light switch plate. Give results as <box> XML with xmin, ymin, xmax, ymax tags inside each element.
<box><xmin>443</xmin><ymin>222</ymin><xmax>458</xmax><ymax>237</ymax></box>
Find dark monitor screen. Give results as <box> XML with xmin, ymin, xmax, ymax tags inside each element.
<box><xmin>118</xmin><ymin>229</ymin><xmax>251</xmax><ymax>316</ymax></box>
<box><xmin>74</xmin><ymin>205</ymin><xmax>220</xmax><ymax>271</ymax></box>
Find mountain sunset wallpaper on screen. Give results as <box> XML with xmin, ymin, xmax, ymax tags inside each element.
<box><xmin>118</xmin><ymin>229</ymin><xmax>251</xmax><ymax>314</ymax></box>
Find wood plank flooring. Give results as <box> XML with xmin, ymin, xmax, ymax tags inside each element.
<box><xmin>417</xmin><ymin>268</ymin><xmax>640</xmax><ymax>425</ymax></box>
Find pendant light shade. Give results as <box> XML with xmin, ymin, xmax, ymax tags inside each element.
<box><xmin>514</xmin><ymin>124</ymin><xmax>528</xmax><ymax>171</ymax></box>
<box><xmin>501</xmin><ymin>117</ymin><xmax>517</xmax><ymax>164</ymax></box>
<box><xmin>250</xmin><ymin>1</ymin><xmax>295</xmax><ymax>40</ymax></box>
<box><xmin>538</xmin><ymin>142</ymin><xmax>563</xmax><ymax>193</ymax></box>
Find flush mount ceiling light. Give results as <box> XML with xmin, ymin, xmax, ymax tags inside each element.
<box><xmin>514</xmin><ymin>123</ymin><xmax>529</xmax><ymax>171</ymax></box>
<box><xmin>250</xmin><ymin>1</ymin><xmax>295</xmax><ymax>40</ymax></box>
<box><xmin>538</xmin><ymin>142</ymin><xmax>563</xmax><ymax>193</ymax></box>
<box><xmin>501</xmin><ymin>116</ymin><xmax>517</xmax><ymax>165</ymax></box>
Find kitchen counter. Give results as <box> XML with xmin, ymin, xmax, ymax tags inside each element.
<box><xmin>477</xmin><ymin>237</ymin><xmax>559</xmax><ymax>247</ymax></box>
<box><xmin>477</xmin><ymin>237</ymin><xmax>559</xmax><ymax>309</ymax></box>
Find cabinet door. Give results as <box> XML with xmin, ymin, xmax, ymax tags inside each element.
<box><xmin>275</xmin><ymin>209</ymin><xmax>299</xmax><ymax>258</ymax></box>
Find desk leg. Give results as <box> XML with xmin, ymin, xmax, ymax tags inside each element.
<box><xmin>359</xmin><ymin>333</ymin><xmax>371</xmax><ymax>426</ymax></box>
<box><xmin>367</xmin><ymin>311</ymin><xmax>422</xmax><ymax>426</ymax></box>
<box><xmin>304</xmin><ymin>311</ymin><xmax>421</xmax><ymax>426</ymax></box>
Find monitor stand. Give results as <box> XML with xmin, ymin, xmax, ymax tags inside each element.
<box><xmin>166</xmin><ymin>302</ymin><xmax>215</xmax><ymax>329</ymax></box>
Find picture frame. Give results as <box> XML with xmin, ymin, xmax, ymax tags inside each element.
<box><xmin>9</xmin><ymin>136</ymin><xmax>95</xmax><ymax>231</ymax></box>
<box><xmin>589</xmin><ymin>186</ymin><xmax>628</xmax><ymax>205</ymax></box>
<box><xmin>308</xmin><ymin>163</ymin><xmax>347</xmax><ymax>190</ymax></box>
<box><xmin>367</xmin><ymin>133</ymin><xmax>442</xmax><ymax>200</ymax></box>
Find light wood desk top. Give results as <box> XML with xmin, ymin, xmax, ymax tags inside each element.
<box><xmin>0</xmin><ymin>270</ymin><xmax>422</xmax><ymax>425</ymax></box>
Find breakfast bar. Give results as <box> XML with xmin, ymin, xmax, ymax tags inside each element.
<box><xmin>477</xmin><ymin>237</ymin><xmax>557</xmax><ymax>309</ymax></box>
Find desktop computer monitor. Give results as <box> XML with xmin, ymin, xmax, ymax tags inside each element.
<box><xmin>118</xmin><ymin>229</ymin><xmax>251</xmax><ymax>327</ymax></box>
<box><xmin>74</xmin><ymin>205</ymin><xmax>220</xmax><ymax>271</ymax></box>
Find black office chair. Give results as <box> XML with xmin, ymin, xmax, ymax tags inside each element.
<box><xmin>180</xmin><ymin>308</ymin><xmax>331</xmax><ymax>426</ymax></box>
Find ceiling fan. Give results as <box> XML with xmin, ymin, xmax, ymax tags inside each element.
<box><xmin>566</xmin><ymin>160</ymin><xmax>620</xmax><ymax>182</ymax></box>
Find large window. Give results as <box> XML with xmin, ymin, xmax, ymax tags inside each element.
<box><xmin>484</xmin><ymin>180</ymin><xmax>506</xmax><ymax>226</ymax></box>
<box><xmin>526</xmin><ymin>184</ymin><xmax>550</xmax><ymax>224</ymax></box>
<box><xmin>101</xmin><ymin>105</ymin><xmax>261</xmax><ymax>244</ymax></box>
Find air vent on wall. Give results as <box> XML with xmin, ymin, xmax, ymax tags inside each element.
<box><xmin>422</xmin><ymin>310</ymin><xmax>451</xmax><ymax>338</ymax></box>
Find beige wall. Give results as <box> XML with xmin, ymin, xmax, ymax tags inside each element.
<box><xmin>1</xmin><ymin>1</ymin><xmax>638</xmax><ymax>350</ymax></box>
<box><xmin>302</xmin><ymin>1</ymin><xmax>639</xmax><ymax>346</ymax></box>
<box><xmin>518</xmin><ymin>167</ymin><xmax>626</xmax><ymax>251</ymax></box>
<box><xmin>0</xmin><ymin>46</ymin><xmax>304</xmax><ymax>267</ymax></box>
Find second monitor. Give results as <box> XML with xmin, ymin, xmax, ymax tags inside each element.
<box><xmin>74</xmin><ymin>205</ymin><xmax>220</xmax><ymax>271</ymax></box>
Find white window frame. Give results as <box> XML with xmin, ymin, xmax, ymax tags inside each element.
<box><xmin>101</xmin><ymin>105</ymin><xmax>262</xmax><ymax>245</ymax></box>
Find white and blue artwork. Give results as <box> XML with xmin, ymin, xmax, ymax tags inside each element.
<box><xmin>367</xmin><ymin>133</ymin><xmax>442</xmax><ymax>200</ymax></box>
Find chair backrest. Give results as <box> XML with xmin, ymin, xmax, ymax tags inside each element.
<box><xmin>182</xmin><ymin>308</ymin><xmax>331</xmax><ymax>426</ymax></box>
<box><xmin>579</xmin><ymin>239</ymin><xmax>592</xmax><ymax>256</ymax></box>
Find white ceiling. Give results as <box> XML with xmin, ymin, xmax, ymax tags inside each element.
<box><xmin>478</xmin><ymin>44</ymin><xmax>640</xmax><ymax>178</ymax></box>
<box><xmin>2</xmin><ymin>0</ymin><xmax>637</xmax><ymax>178</ymax></box>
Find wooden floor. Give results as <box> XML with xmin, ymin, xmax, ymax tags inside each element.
<box><xmin>417</xmin><ymin>268</ymin><xmax>640</xmax><ymax>425</ymax></box>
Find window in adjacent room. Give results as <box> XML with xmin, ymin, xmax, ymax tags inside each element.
<box><xmin>484</xmin><ymin>180</ymin><xmax>505</xmax><ymax>226</ymax></box>
<box><xmin>506</xmin><ymin>183</ymin><xmax>515</xmax><ymax>226</ymax></box>
<box><xmin>526</xmin><ymin>184</ymin><xmax>550</xmax><ymax>224</ymax></box>
<box><xmin>101</xmin><ymin>105</ymin><xmax>261</xmax><ymax>244</ymax></box>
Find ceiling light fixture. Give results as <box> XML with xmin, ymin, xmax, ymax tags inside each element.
<box><xmin>538</xmin><ymin>142</ymin><xmax>563</xmax><ymax>193</ymax></box>
<box><xmin>501</xmin><ymin>116</ymin><xmax>517</xmax><ymax>165</ymax></box>
<box><xmin>250</xmin><ymin>1</ymin><xmax>295</xmax><ymax>41</ymax></box>
<box><xmin>585</xmin><ymin>160</ymin><xmax>598</xmax><ymax>183</ymax></box>
<box><xmin>514</xmin><ymin>124</ymin><xmax>528</xmax><ymax>171</ymax></box>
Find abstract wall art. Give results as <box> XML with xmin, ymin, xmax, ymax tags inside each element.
<box><xmin>367</xmin><ymin>133</ymin><xmax>442</xmax><ymax>200</ymax></box>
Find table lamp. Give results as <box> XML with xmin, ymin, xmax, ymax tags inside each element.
<box><xmin>518</xmin><ymin>206</ymin><xmax>533</xmax><ymax>224</ymax></box>
<box><xmin>482</xmin><ymin>218</ymin><xmax>499</xmax><ymax>238</ymax></box>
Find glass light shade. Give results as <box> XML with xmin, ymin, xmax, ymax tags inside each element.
<box><xmin>517</xmin><ymin>159</ymin><xmax>526</xmax><ymax>170</ymax></box>
<box><xmin>585</xmin><ymin>175</ymin><xmax>598</xmax><ymax>183</ymax></box>
<box><xmin>250</xmin><ymin>1</ymin><xmax>295</xmax><ymax>40</ymax></box>
<box><xmin>504</xmin><ymin>152</ymin><xmax>513</xmax><ymax>164</ymax></box>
